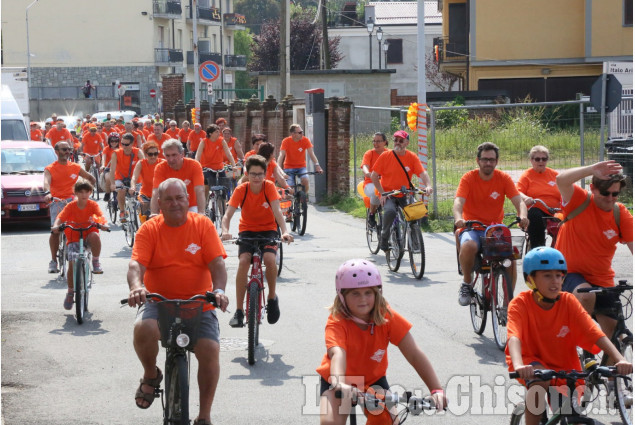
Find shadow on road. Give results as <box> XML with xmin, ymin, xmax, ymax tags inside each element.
<box><xmin>228</xmin><ymin>352</ymin><xmax>299</xmax><ymax>386</ymax></box>
<box><xmin>465</xmin><ymin>338</ymin><xmax>506</xmax><ymax>366</ymax></box>
<box><xmin>49</xmin><ymin>313</ymin><xmax>110</xmax><ymax>336</ymax></box>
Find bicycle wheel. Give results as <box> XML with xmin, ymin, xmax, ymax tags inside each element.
<box><xmin>366</xmin><ymin>209</ymin><xmax>380</xmax><ymax>255</ymax></box>
<box><xmin>164</xmin><ymin>354</ymin><xmax>190</xmax><ymax>425</ymax></box>
<box><xmin>408</xmin><ymin>223</ymin><xmax>425</xmax><ymax>279</ymax></box>
<box><xmin>91</xmin><ymin>166</ymin><xmax>100</xmax><ymax>200</ymax></box>
<box><xmin>247</xmin><ymin>280</ymin><xmax>260</xmax><ymax>365</ymax></box>
<box><xmin>57</xmin><ymin>233</ymin><xmax>67</xmax><ymax>278</ymax></box>
<box><xmin>299</xmin><ymin>198</ymin><xmax>308</xmax><ymax>236</ymax></box>
<box><xmin>491</xmin><ymin>267</ymin><xmax>513</xmax><ymax>350</ymax></box>
<box><xmin>108</xmin><ymin>199</ymin><xmax>117</xmax><ymax>224</ymax></box>
<box><xmin>214</xmin><ymin>192</ymin><xmax>226</xmax><ymax>231</ymax></box>
<box><xmin>386</xmin><ymin>223</ymin><xmax>402</xmax><ymax>272</ymax></box>
<box><xmin>616</xmin><ymin>336</ymin><xmax>633</xmax><ymax>425</ymax></box>
<box><xmin>75</xmin><ymin>260</ymin><xmax>86</xmax><ymax>324</ymax></box>
<box><xmin>292</xmin><ymin>195</ymin><xmax>301</xmax><ymax>233</ymax></box>
<box><xmin>276</xmin><ymin>228</ymin><xmax>283</xmax><ymax>277</ymax></box>
<box><xmin>470</xmin><ymin>271</ymin><xmax>488</xmax><ymax>335</ymax></box>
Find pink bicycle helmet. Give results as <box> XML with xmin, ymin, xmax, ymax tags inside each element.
<box><xmin>336</xmin><ymin>258</ymin><xmax>381</xmax><ymax>297</ymax></box>
<box><xmin>393</xmin><ymin>130</ymin><xmax>409</xmax><ymax>140</ymax></box>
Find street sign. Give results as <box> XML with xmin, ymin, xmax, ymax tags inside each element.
<box><xmin>207</xmin><ymin>83</ymin><xmax>214</xmax><ymax>95</ymax></box>
<box><xmin>117</xmin><ymin>84</ymin><xmax>127</xmax><ymax>96</ymax></box>
<box><xmin>591</xmin><ymin>74</ymin><xmax>622</xmax><ymax>112</ymax></box>
<box><xmin>150</xmin><ymin>89</ymin><xmax>156</xmax><ymax>98</ymax></box>
<box><xmin>199</xmin><ymin>61</ymin><xmax>221</xmax><ymax>83</ymax></box>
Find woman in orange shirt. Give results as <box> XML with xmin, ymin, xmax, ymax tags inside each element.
<box><xmin>360</xmin><ymin>132</ymin><xmax>388</xmax><ymax>227</ymax></box>
<box><xmin>316</xmin><ymin>259</ymin><xmax>447</xmax><ymax>424</ymax></box>
<box><xmin>130</xmin><ymin>141</ymin><xmax>164</xmax><ymax>221</ymax></box>
<box><xmin>101</xmin><ymin>133</ymin><xmax>120</xmax><ymax>202</ymax></box>
<box><xmin>516</xmin><ymin>145</ymin><xmax>561</xmax><ymax>248</ymax></box>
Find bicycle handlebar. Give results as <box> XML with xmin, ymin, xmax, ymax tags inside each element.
<box><xmin>381</xmin><ymin>187</ymin><xmax>426</xmax><ymax>197</ymax></box>
<box><xmin>509</xmin><ymin>365</ymin><xmax>629</xmax><ymax>381</ymax></box>
<box><xmin>463</xmin><ymin>217</ymin><xmax>521</xmax><ymax>230</ymax></box>
<box><xmin>203</xmin><ymin>165</ymin><xmax>234</xmax><ymax>173</ymax></box>
<box><xmin>577</xmin><ymin>282</ymin><xmax>633</xmax><ymax>293</ymax></box>
<box><xmin>334</xmin><ymin>388</ymin><xmax>437</xmax><ymax>412</ymax></box>
<box><xmin>229</xmin><ymin>236</ymin><xmax>281</xmax><ymax>247</ymax></box>
<box><xmin>58</xmin><ymin>222</ymin><xmax>111</xmax><ymax>233</ymax></box>
<box><xmin>531</xmin><ymin>198</ymin><xmax>561</xmax><ymax>215</ymax></box>
<box><xmin>119</xmin><ymin>291</ymin><xmax>219</xmax><ymax>308</ymax></box>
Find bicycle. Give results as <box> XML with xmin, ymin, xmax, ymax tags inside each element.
<box><xmin>122</xmin><ymin>187</ymin><xmax>141</xmax><ymax>247</ymax></box>
<box><xmin>335</xmin><ymin>386</ymin><xmax>438</xmax><ymax>425</ymax></box>
<box><xmin>50</xmin><ymin>197</ymin><xmax>70</xmax><ymax>278</ymax></box>
<box><xmin>203</xmin><ymin>166</ymin><xmax>232</xmax><ymax>231</ymax></box>
<box><xmin>287</xmin><ymin>171</ymin><xmax>318</xmax><ymax>236</ymax></box>
<box><xmin>366</xmin><ymin>205</ymin><xmax>383</xmax><ymax>255</ymax></box>
<box><xmin>58</xmin><ymin>221</ymin><xmax>110</xmax><ymax>324</ymax></box>
<box><xmin>525</xmin><ymin>198</ymin><xmax>562</xmax><ymax>252</ymax></box>
<box><xmin>120</xmin><ymin>292</ymin><xmax>219</xmax><ymax>425</ymax></box>
<box><xmin>457</xmin><ymin>218</ymin><xmax>525</xmax><ymax>350</ymax></box>
<box><xmin>509</xmin><ymin>365</ymin><xmax>632</xmax><ymax>425</ymax></box>
<box><xmin>233</xmin><ymin>235</ymin><xmax>280</xmax><ymax>365</ymax></box>
<box><xmin>106</xmin><ymin>191</ymin><xmax>119</xmax><ymax>224</ymax></box>
<box><xmin>577</xmin><ymin>280</ymin><xmax>633</xmax><ymax>425</ymax></box>
<box><xmin>382</xmin><ymin>188</ymin><xmax>426</xmax><ymax>280</ymax></box>
<box><xmin>83</xmin><ymin>153</ymin><xmax>101</xmax><ymax>200</ymax></box>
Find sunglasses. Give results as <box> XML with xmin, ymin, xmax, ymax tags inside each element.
<box><xmin>393</xmin><ymin>138</ymin><xmax>407</xmax><ymax>143</ymax></box>
<box><xmin>599</xmin><ymin>190</ymin><xmax>621</xmax><ymax>197</ymax></box>
<box><xmin>121</xmin><ymin>142</ymin><xmax>132</xmax><ymax>147</ymax></box>
<box><xmin>532</xmin><ymin>157</ymin><xmax>548</xmax><ymax>162</ymax></box>
<box><xmin>294</xmin><ymin>131</ymin><xmax>303</xmax><ymax>135</ymax></box>
<box><xmin>479</xmin><ymin>157</ymin><xmax>497</xmax><ymax>163</ymax></box>
<box><xmin>146</xmin><ymin>152</ymin><xmax>159</xmax><ymax>157</ymax></box>
<box><xmin>57</xmin><ymin>148</ymin><xmax>71</xmax><ymax>152</ymax></box>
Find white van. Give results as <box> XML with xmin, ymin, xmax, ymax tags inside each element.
<box><xmin>1</xmin><ymin>85</ymin><xmax>29</xmax><ymax>141</ymax></box>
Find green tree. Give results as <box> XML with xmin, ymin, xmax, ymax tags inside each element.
<box><xmin>233</xmin><ymin>29</ymin><xmax>254</xmax><ymax>92</ymax></box>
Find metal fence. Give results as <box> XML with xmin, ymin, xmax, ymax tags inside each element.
<box><xmin>30</xmin><ymin>86</ymin><xmax>117</xmax><ymax>100</ymax></box>
<box><xmin>351</xmin><ymin>99</ymin><xmax>632</xmax><ymax>219</ymax></box>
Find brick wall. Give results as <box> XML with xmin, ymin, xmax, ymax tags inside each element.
<box><xmin>391</xmin><ymin>89</ymin><xmax>417</xmax><ymax>106</ymax></box>
<box><xmin>161</xmin><ymin>74</ymin><xmax>184</xmax><ymax>116</ymax></box>
<box><xmin>326</xmin><ymin>97</ymin><xmax>352</xmax><ymax>196</ymax></box>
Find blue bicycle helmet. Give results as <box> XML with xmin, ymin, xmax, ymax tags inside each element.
<box><xmin>523</xmin><ymin>247</ymin><xmax>567</xmax><ymax>303</ymax></box>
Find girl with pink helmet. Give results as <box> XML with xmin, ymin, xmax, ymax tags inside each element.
<box><xmin>316</xmin><ymin>259</ymin><xmax>447</xmax><ymax>424</ymax></box>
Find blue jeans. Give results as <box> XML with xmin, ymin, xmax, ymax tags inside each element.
<box><xmin>284</xmin><ymin>167</ymin><xmax>308</xmax><ymax>188</ymax></box>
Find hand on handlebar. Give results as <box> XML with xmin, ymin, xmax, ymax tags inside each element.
<box><xmin>513</xmin><ymin>364</ymin><xmax>535</xmax><ymax>381</ymax></box>
<box><xmin>213</xmin><ymin>292</ymin><xmax>230</xmax><ymax>312</ymax></box>
<box><xmin>127</xmin><ymin>287</ymin><xmax>148</xmax><ymax>307</ymax></box>
<box><xmin>127</xmin><ymin>187</ymin><xmax>135</xmax><ymax>196</ymax></box>
<box><xmin>523</xmin><ymin>197</ymin><xmax>534</xmax><ymax>207</ymax></box>
<box><xmin>220</xmin><ymin>233</ymin><xmax>232</xmax><ymax>242</ymax></box>
<box><xmin>281</xmin><ymin>233</ymin><xmax>294</xmax><ymax>244</ymax></box>
<box><xmin>454</xmin><ymin>219</ymin><xmax>465</xmax><ymax>229</ymax></box>
<box><xmin>51</xmin><ymin>225</ymin><xmax>60</xmax><ymax>234</ymax></box>
<box><xmin>615</xmin><ymin>359</ymin><xmax>633</xmax><ymax>375</ymax></box>
<box><xmin>518</xmin><ymin>216</ymin><xmax>529</xmax><ymax>230</ymax></box>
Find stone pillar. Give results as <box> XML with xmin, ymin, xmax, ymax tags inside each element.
<box><xmin>200</xmin><ymin>100</ymin><xmax>211</xmax><ymax>128</ymax></box>
<box><xmin>326</xmin><ymin>97</ymin><xmax>352</xmax><ymax>196</ymax></box>
<box><xmin>173</xmin><ymin>100</ymin><xmax>186</xmax><ymax>126</ymax></box>
<box><xmin>243</xmin><ymin>96</ymin><xmax>261</xmax><ymax>153</ymax></box>
<box><xmin>161</xmin><ymin>74</ymin><xmax>184</xmax><ymax>116</ymax></box>
<box><xmin>261</xmin><ymin>95</ymin><xmax>277</xmax><ymax>147</ymax></box>
<box><xmin>276</xmin><ymin>95</ymin><xmax>294</xmax><ymax>153</ymax></box>
<box><xmin>211</xmin><ymin>99</ymin><xmax>228</xmax><ymax>124</ymax></box>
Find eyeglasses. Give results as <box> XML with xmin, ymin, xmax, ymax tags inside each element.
<box><xmin>479</xmin><ymin>157</ymin><xmax>497</xmax><ymax>163</ymax></box>
<box><xmin>294</xmin><ymin>131</ymin><xmax>303</xmax><ymax>135</ymax></box>
<box><xmin>57</xmin><ymin>148</ymin><xmax>71</xmax><ymax>152</ymax></box>
<box><xmin>393</xmin><ymin>138</ymin><xmax>407</xmax><ymax>143</ymax></box>
<box><xmin>146</xmin><ymin>151</ymin><xmax>159</xmax><ymax>157</ymax></box>
<box><xmin>248</xmin><ymin>172</ymin><xmax>265</xmax><ymax>178</ymax></box>
<box><xmin>372</xmin><ymin>139</ymin><xmax>385</xmax><ymax>143</ymax></box>
<box><xmin>532</xmin><ymin>157</ymin><xmax>548</xmax><ymax>162</ymax></box>
<box><xmin>599</xmin><ymin>190</ymin><xmax>621</xmax><ymax>197</ymax></box>
<box><xmin>121</xmin><ymin>142</ymin><xmax>132</xmax><ymax>147</ymax></box>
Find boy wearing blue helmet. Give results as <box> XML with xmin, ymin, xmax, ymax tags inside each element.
<box><xmin>506</xmin><ymin>247</ymin><xmax>631</xmax><ymax>425</ymax></box>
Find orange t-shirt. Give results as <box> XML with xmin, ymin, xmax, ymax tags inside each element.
<box><xmin>224</xmin><ymin>137</ymin><xmax>240</xmax><ymax>163</ymax></box>
<box><xmin>142</xmin><ymin>128</ymin><xmax>152</xmax><ymax>138</ymax></box>
<box><xmin>47</xmin><ymin>127</ymin><xmax>73</xmax><ymax>148</ymax></box>
<box><xmin>166</xmin><ymin>127</ymin><xmax>180</xmax><ymax>139</ymax></box>
<box><xmin>505</xmin><ymin>291</ymin><xmax>604</xmax><ymax>374</ymax></box>
<box><xmin>555</xmin><ymin>185</ymin><xmax>633</xmax><ymax>287</ymax></box>
<box><xmin>316</xmin><ymin>307</ymin><xmax>412</xmax><ymax>389</ymax></box>
<box><xmin>361</xmin><ymin>148</ymin><xmax>388</xmax><ymax>185</ymax></box>
<box><xmin>114</xmin><ymin>148</ymin><xmax>141</xmax><ymax>180</ymax></box>
<box><xmin>456</xmin><ymin>169</ymin><xmax>519</xmax><ymax>225</ymax></box>
<box><xmin>199</xmin><ymin>136</ymin><xmax>226</xmax><ymax>170</ymax></box>
<box><xmin>102</xmin><ymin>128</ymin><xmax>118</xmax><ymax>141</ymax></box>
<box><xmin>82</xmin><ymin>132</ymin><xmax>104</xmax><ymax>155</ymax></box>
<box><xmin>228</xmin><ymin>181</ymin><xmax>280</xmax><ymax>233</ymax></box>
<box><xmin>31</xmin><ymin>129</ymin><xmax>43</xmax><ymax>141</ymax></box>
<box><xmin>372</xmin><ymin>150</ymin><xmax>424</xmax><ymax>194</ymax></box>
<box><xmin>516</xmin><ymin>167</ymin><xmax>561</xmax><ymax>213</ymax></box>
<box><xmin>139</xmin><ymin>158</ymin><xmax>164</xmax><ymax>198</ymax></box>
<box><xmin>152</xmin><ymin>158</ymin><xmax>204</xmax><ymax>208</ymax></box>
<box><xmin>265</xmin><ymin>160</ymin><xmax>277</xmax><ymax>182</ymax></box>
<box><xmin>187</xmin><ymin>130</ymin><xmax>207</xmax><ymax>152</ymax></box>
<box><xmin>147</xmin><ymin>133</ymin><xmax>171</xmax><ymax>147</ymax></box>
<box><xmin>280</xmin><ymin>136</ymin><xmax>313</xmax><ymax>169</ymax></box>
<box><xmin>131</xmin><ymin>212</ymin><xmax>227</xmax><ymax>307</ymax></box>
<box><xmin>178</xmin><ymin>128</ymin><xmax>192</xmax><ymax>144</ymax></box>
<box><xmin>57</xmin><ymin>200</ymin><xmax>104</xmax><ymax>243</ymax></box>
<box><xmin>45</xmin><ymin>161</ymin><xmax>82</xmax><ymax>199</ymax></box>
<box><xmin>244</xmin><ymin>149</ymin><xmax>256</xmax><ymax>159</ymax></box>
<box><xmin>102</xmin><ymin>146</ymin><xmax>117</xmax><ymax>168</ymax></box>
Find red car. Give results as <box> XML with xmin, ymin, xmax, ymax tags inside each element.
<box><xmin>1</xmin><ymin>141</ymin><xmax>57</xmax><ymax>223</ymax></box>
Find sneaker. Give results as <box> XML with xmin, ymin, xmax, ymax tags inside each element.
<box><xmin>120</xmin><ymin>211</ymin><xmax>128</xmax><ymax>223</ymax></box>
<box><xmin>63</xmin><ymin>292</ymin><xmax>74</xmax><ymax>310</ymax></box>
<box><xmin>458</xmin><ymin>283</ymin><xmax>472</xmax><ymax>306</ymax></box>
<box><xmin>48</xmin><ymin>260</ymin><xmax>59</xmax><ymax>273</ymax></box>
<box><xmin>266</xmin><ymin>296</ymin><xmax>280</xmax><ymax>324</ymax></box>
<box><xmin>229</xmin><ymin>309</ymin><xmax>244</xmax><ymax>328</ymax></box>
<box><xmin>368</xmin><ymin>213</ymin><xmax>377</xmax><ymax>228</ymax></box>
<box><xmin>285</xmin><ymin>212</ymin><xmax>293</xmax><ymax>223</ymax></box>
<box><xmin>379</xmin><ymin>239</ymin><xmax>389</xmax><ymax>252</ymax></box>
<box><xmin>92</xmin><ymin>259</ymin><xmax>103</xmax><ymax>274</ymax></box>
<box><xmin>103</xmin><ymin>192</ymin><xmax>110</xmax><ymax>202</ymax></box>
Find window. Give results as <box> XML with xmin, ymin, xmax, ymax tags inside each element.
<box><xmin>386</xmin><ymin>39</ymin><xmax>403</xmax><ymax>64</ymax></box>
<box><xmin>177</xmin><ymin>29</ymin><xmax>182</xmax><ymax>50</ymax></box>
<box><xmin>625</xmin><ymin>0</ymin><xmax>633</xmax><ymax>26</ymax></box>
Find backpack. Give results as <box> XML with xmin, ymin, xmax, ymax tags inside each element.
<box><xmin>82</xmin><ymin>85</ymin><xmax>90</xmax><ymax>95</ymax></box>
<box><xmin>560</xmin><ymin>192</ymin><xmax>622</xmax><ymax>238</ymax></box>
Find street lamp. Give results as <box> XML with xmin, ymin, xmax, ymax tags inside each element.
<box><xmin>383</xmin><ymin>41</ymin><xmax>390</xmax><ymax>69</ymax></box>
<box><xmin>366</xmin><ymin>17</ymin><xmax>374</xmax><ymax>71</ymax></box>
<box><xmin>26</xmin><ymin>0</ymin><xmax>39</xmax><ymax>99</ymax></box>
<box><xmin>376</xmin><ymin>27</ymin><xmax>383</xmax><ymax>70</ymax></box>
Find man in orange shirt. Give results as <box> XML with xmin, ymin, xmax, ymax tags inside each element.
<box><xmin>165</xmin><ymin>120</ymin><xmax>180</xmax><ymax>139</ymax></box>
<box><xmin>125</xmin><ymin>178</ymin><xmax>229</xmax><ymax>424</ymax></box>
<box><xmin>187</xmin><ymin>123</ymin><xmax>207</xmax><ymax>158</ymax></box>
<box><xmin>220</xmin><ymin>155</ymin><xmax>293</xmax><ymax>327</ymax></box>
<box><xmin>30</xmin><ymin>122</ymin><xmax>44</xmax><ymax>141</ymax></box>
<box><xmin>277</xmin><ymin>124</ymin><xmax>323</xmax><ymax>194</ymax></box>
<box><xmin>124</xmin><ymin>121</ymin><xmax>145</xmax><ymax>147</ymax></box>
<box><xmin>195</xmin><ymin>124</ymin><xmax>236</xmax><ymax>202</ymax></box>
<box><xmin>109</xmin><ymin>133</ymin><xmax>144</xmax><ymax>222</ymax></box>
<box><xmin>371</xmin><ymin>130</ymin><xmax>432</xmax><ymax>252</ymax></box>
<box><xmin>151</xmin><ymin>139</ymin><xmax>206</xmax><ymax>215</ymax></box>
<box><xmin>555</xmin><ymin>160</ymin><xmax>633</xmax><ymax>338</ymax></box>
<box><xmin>43</xmin><ymin>141</ymin><xmax>96</xmax><ymax>273</ymax></box>
<box><xmin>147</xmin><ymin>122</ymin><xmax>170</xmax><ymax>155</ymax></box>
<box><xmin>453</xmin><ymin>142</ymin><xmax>528</xmax><ymax>306</ymax></box>
<box><xmin>80</xmin><ymin>125</ymin><xmax>104</xmax><ymax>173</ymax></box>
<box><xmin>178</xmin><ymin>120</ymin><xmax>192</xmax><ymax>153</ymax></box>
<box><xmin>47</xmin><ymin>118</ymin><xmax>73</xmax><ymax>148</ymax></box>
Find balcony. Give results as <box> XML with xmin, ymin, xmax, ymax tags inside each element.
<box><xmin>224</xmin><ymin>54</ymin><xmax>247</xmax><ymax>70</ymax></box>
<box><xmin>186</xmin><ymin>51</ymin><xmax>222</xmax><ymax>65</ymax></box>
<box><xmin>434</xmin><ymin>36</ymin><xmax>468</xmax><ymax>77</ymax></box>
<box><xmin>223</xmin><ymin>13</ymin><xmax>246</xmax><ymax>30</ymax></box>
<box><xmin>155</xmin><ymin>48</ymin><xmax>184</xmax><ymax>66</ymax></box>
<box><xmin>186</xmin><ymin>4</ymin><xmax>221</xmax><ymax>25</ymax></box>
<box><xmin>153</xmin><ymin>0</ymin><xmax>182</xmax><ymax>19</ymax></box>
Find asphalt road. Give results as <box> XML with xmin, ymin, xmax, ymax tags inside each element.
<box><xmin>1</xmin><ymin>202</ymin><xmax>632</xmax><ymax>425</ymax></box>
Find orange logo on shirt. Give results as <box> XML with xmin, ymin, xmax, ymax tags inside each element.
<box><xmin>70</xmin><ymin>174</ymin><xmax>78</xmax><ymax>179</ymax></box>
<box><xmin>370</xmin><ymin>349</ymin><xmax>386</xmax><ymax>363</ymax></box>
<box><xmin>261</xmin><ymin>202</ymin><xmax>270</xmax><ymax>209</ymax></box>
<box><xmin>556</xmin><ymin>326</ymin><xmax>570</xmax><ymax>338</ymax></box>
<box><xmin>183</xmin><ymin>179</ymin><xmax>191</xmax><ymax>186</ymax></box>
<box><xmin>185</xmin><ymin>243</ymin><xmax>201</xmax><ymax>255</ymax></box>
<box><xmin>548</xmin><ymin>181</ymin><xmax>556</xmax><ymax>186</ymax></box>
<box><xmin>490</xmin><ymin>191</ymin><xmax>500</xmax><ymax>200</ymax></box>
<box><xmin>603</xmin><ymin>229</ymin><xmax>617</xmax><ymax>240</ymax></box>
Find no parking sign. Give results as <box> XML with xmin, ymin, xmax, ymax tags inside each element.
<box><xmin>199</xmin><ymin>61</ymin><xmax>221</xmax><ymax>83</ymax></box>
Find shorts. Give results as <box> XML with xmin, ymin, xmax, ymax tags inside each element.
<box><xmin>50</xmin><ymin>198</ymin><xmax>73</xmax><ymax>226</ymax></box>
<box><xmin>139</xmin><ymin>194</ymin><xmax>151</xmax><ymax>203</ymax></box>
<box><xmin>188</xmin><ymin>206</ymin><xmax>198</xmax><ymax>213</ymax></box>
<box><xmin>238</xmin><ymin>230</ymin><xmax>279</xmax><ymax>257</ymax></box>
<box><xmin>284</xmin><ymin>167</ymin><xmax>308</xmax><ymax>188</ymax></box>
<box><xmin>459</xmin><ymin>229</ymin><xmax>485</xmax><ymax>250</ymax></box>
<box><xmin>203</xmin><ymin>170</ymin><xmax>228</xmax><ymax>189</ymax></box>
<box><xmin>363</xmin><ymin>183</ymin><xmax>380</xmax><ymax>206</ymax></box>
<box><xmin>115</xmin><ymin>179</ymin><xmax>132</xmax><ymax>189</ymax></box>
<box><xmin>563</xmin><ymin>273</ymin><xmax>620</xmax><ymax>319</ymax></box>
<box><xmin>135</xmin><ymin>301</ymin><xmax>220</xmax><ymax>344</ymax></box>
<box><xmin>319</xmin><ymin>376</ymin><xmax>389</xmax><ymax>396</ymax></box>
<box><xmin>66</xmin><ymin>241</ymin><xmax>92</xmax><ymax>261</ymax></box>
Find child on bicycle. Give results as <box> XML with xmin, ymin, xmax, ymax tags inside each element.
<box><xmin>506</xmin><ymin>247</ymin><xmax>632</xmax><ymax>425</ymax></box>
<box><xmin>317</xmin><ymin>259</ymin><xmax>447</xmax><ymax>424</ymax></box>
<box><xmin>51</xmin><ymin>179</ymin><xmax>108</xmax><ymax>310</ymax></box>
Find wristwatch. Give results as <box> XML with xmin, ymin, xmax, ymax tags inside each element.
<box><xmin>212</xmin><ymin>289</ymin><xmax>225</xmax><ymax>295</ymax></box>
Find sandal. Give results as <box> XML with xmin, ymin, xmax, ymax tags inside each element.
<box><xmin>135</xmin><ymin>367</ymin><xmax>163</xmax><ymax>409</ymax></box>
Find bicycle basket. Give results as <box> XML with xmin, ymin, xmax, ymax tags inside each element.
<box><xmin>403</xmin><ymin>201</ymin><xmax>427</xmax><ymax>222</ymax></box>
<box><xmin>481</xmin><ymin>235</ymin><xmax>525</xmax><ymax>260</ymax></box>
<box><xmin>279</xmin><ymin>199</ymin><xmax>292</xmax><ymax>212</ymax></box>
<box><xmin>157</xmin><ymin>300</ymin><xmax>205</xmax><ymax>350</ymax></box>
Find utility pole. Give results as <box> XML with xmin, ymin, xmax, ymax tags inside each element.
<box><xmin>193</xmin><ymin>0</ymin><xmax>200</xmax><ymax>111</ymax></box>
<box><xmin>416</xmin><ymin>0</ymin><xmax>429</xmax><ymax>202</ymax></box>
<box><xmin>280</xmin><ymin>0</ymin><xmax>290</xmax><ymax>99</ymax></box>
<box><xmin>321</xmin><ymin>0</ymin><xmax>331</xmax><ymax>69</ymax></box>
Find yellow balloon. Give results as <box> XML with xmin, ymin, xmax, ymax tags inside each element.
<box><xmin>357</xmin><ymin>181</ymin><xmax>366</xmax><ymax>198</ymax></box>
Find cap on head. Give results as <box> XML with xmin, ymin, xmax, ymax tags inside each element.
<box><xmin>393</xmin><ymin>130</ymin><xmax>409</xmax><ymax>140</ymax></box>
